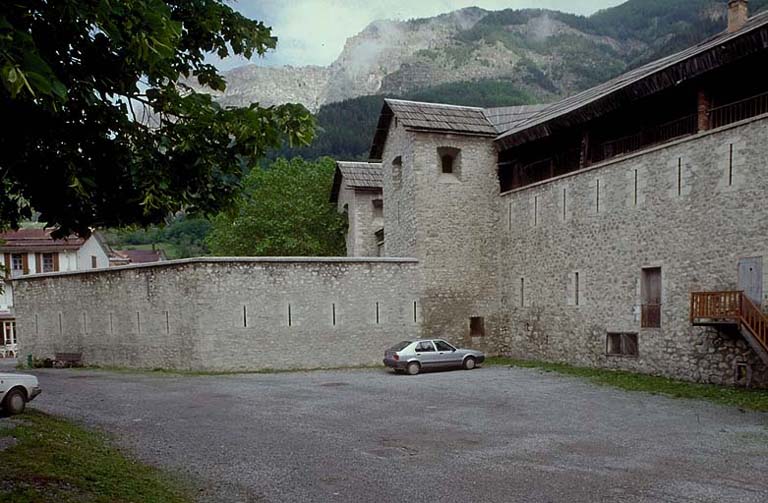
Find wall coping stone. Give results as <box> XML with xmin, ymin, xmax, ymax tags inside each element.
<box><xmin>9</xmin><ymin>256</ymin><xmax>420</xmax><ymax>281</ymax></box>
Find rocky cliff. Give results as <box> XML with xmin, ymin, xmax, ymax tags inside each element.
<box><xmin>210</xmin><ymin>0</ymin><xmax>760</xmax><ymax>112</ymax></box>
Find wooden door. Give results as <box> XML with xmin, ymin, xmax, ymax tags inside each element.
<box><xmin>738</xmin><ymin>257</ymin><xmax>763</xmax><ymax>305</ymax></box>
<box><xmin>641</xmin><ymin>267</ymin><xmax>662</xmax><ymax>328</ymax></box>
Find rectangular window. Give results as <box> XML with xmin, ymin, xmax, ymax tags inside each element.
<box><xmin>641</xmin><ymin>267</ymin><xmax>662</xmax><ymax>328</ymax></box>
<box><xmin>606</xmin><ymin>333</ymin><xmax>639</xmax><ymax>357</ymax></box>
<box><xmin>91</xmin><ymin>255</ymin><xmax>98</xmax><ymax>269</ymax></box>
<box><xmin>2</xmin><ymin>321</ymin><xmax>16</xmax><ymax>346</ymax></box>
<box><xmin>372</xmin><ymin>199</ymin><xmax>383</xmax><ymax>219</ymax></box>
<box><xmin>470</xmin><ymin>317</ymin><xmax>485</xmax><ymax>337</ymax></box>
<box><xmin>42</xmin><ymin>253</ymin><xmax>55</xmax><ymax>273</ymax></box>
<box><xmin>11</xmin><ymin>254</ymin><xmax>23</xmax><ymax>272</ymax></box>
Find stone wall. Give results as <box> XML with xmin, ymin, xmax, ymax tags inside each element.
<box><xmin>381</xmin><ymin>121</ymin><xmax>502</xmax><ymax>348</ymax></box>
<box><xmin>12</xmin><ymin>258</ymin><xmax>420</xmax><ymax>371</ymax></box>
<box><xmin>496</xmin><ymin>117</ymin><xmax>768</xmax><ymax>386</ymax></box>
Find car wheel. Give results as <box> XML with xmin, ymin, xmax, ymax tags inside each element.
<box><xmin>3</xmin><ymin>388</ymin><xmax>26</xmax><ymax>415</ymax></box>
<box><xmin>463</xmin><ymin>357</ymin><xmax>476</xmax><ymax>370</ymax></box>
<box><xmin>406</xmin><ymin>362</ymin><xmax>420</xmax><ymax>376</ymax></box>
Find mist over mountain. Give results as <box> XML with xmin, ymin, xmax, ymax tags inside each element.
<box><xmin>207</xmin><ymin>0</ymin><xmax>768</xmax><ymax>161</ymax></box>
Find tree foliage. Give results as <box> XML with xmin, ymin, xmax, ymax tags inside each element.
<box><xmin>107</xmin><ymin>214</ymin><xmax>212</xmax><ymax>259</ymax></box>
<box><xmin>270</xmin><ymin>79</ymin><xmax>537</xmax><ymax>162</ymax></box>
<box><xmin>206</xmin><ymin>158</ymin><xmax>346</xmax><ymax>257</ymax></box>
<box><xmin>0</xmin><ymin>0</ymin><xmax>315</xmax><ymax>236</ymax></box>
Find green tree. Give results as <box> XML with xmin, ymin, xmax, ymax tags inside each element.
<box><xmin>0</xmin><ymin>1</ymin><xmax>314</xmax><ymax>236</ymax></box>
<box><xmin>207</xmin><ymin>158</ymin><xmax>346</xmax><ymax>256</ymax></box>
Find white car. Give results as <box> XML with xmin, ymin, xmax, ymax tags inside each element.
<box><xmin>0</xmin><ymin>373</ymin><xmax>41</xmax><ymax>415</ymax></box>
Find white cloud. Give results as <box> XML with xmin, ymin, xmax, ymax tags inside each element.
<box><xmin>220</xmin><ymin>0</ymin><xmax>625</xmax><ymax>69</ymax></box>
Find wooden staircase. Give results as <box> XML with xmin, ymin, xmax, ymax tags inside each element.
<box><xmin>690</xmin><ymin>291</ymin><xmax>768</xmax><ymax>365</ymax></box>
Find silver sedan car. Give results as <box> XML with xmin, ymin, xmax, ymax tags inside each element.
<box><xmin>383</xmin><ymin>339</ymin><xmax>485</xmax><ymax>375</ymax></box>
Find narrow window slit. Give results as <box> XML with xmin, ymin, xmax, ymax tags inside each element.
<box><xmin>596</xmin><ymin>179</ymin><xmax>601</xmax><ymax>213</ymax></box>
<box><xmin>534</xmin><ymin>196</ymin><xmax>539</xmax><ymax>226</ymax></box>
<box><xmin>677</xmin><ymin>158</ymin><xmax>682</xmax><ymax>196</ymax></box>
<box><xmin>136</xmin><ymin>312</ymin><xmax>141</xmax><ymax>334</ymax></box>
<box><xmin>728</xmin><ymin>143</ymin><xmax>734</xmax><ymax>186</ymax></box>
<box><xmin>332</xmin><ymin>303</ymin><xmax>336</xmax><ymax>326</ymax></box>
<box><xmin>413</xmin><ymin>301</ymin><xmax>417</xmax><ymax>323</ymax></box>
<box><xmin>575</xmin><ymin>272</ymin><xmax>580</xmax><ymax>306</ymax></box>
<box><xmin>633</xmin><ymin>170</ymin><xmax>638</xmax><ymax>206</ymax></box>
<box><xmin>242</xmin><ymin>305</ymin><xmax>248</xmax><ymax>328</ymax></box>
<box><xmin>375</xmin><ymin>302</ymin><xmax>380</xmax><ymax>324</ymax></box>
<box><xmin>562</xmin><ymin>188</ymin><xmax>567</xmax><ymax>220</ymax></box>
<box><xmin>165</xmin><ymin>311</ymin><xmax>170</xmax><ymax>334</ymax></box>
<box><xmin>288</xmin><ymin>304</ymin><xmax>292</xmax><ymax>327</ymax></box>
<box><xmin>58</xmin><ymin>313</ymin><xmax>63</xmax><ymax>335</ymax></box>
<box><xmin>520</xmin><ymin>278</ymin><xmax>526</xmax><ymax>307</ymax></box>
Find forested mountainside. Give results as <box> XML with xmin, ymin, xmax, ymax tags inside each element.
<box><xmin>255</xmin><ymin>0</ymin><xmax>768</xmax><ymax>161</ymax></box>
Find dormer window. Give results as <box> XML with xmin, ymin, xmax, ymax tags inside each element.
<box><xmin>437</xmin><ymin>147</ymin><xmax>461</xmax><ymax>180</ymax></box>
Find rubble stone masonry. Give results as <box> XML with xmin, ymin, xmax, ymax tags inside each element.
<box><xmin>12</xmin><ymin>258</ymin><xmax>420</xmax><ymax>371</ymax></box>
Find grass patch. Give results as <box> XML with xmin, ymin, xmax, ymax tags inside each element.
<box><xmin>0</xmin><ymin>411</ymin><xmax>192</xmax><ymax>503</ymax></box>
<box><xmin>485</xmin><ymin>357</ymin><xmax>768</xmax><ymax>412</ymax></box>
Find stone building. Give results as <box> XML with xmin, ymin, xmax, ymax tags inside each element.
<box><xmin>330</xmin><ymin>162</ymin><xmax>384</xmax><ymax>256</ymax></box>
<box><xmin>10</xmin><ymin>1</ymin><xmax>768</xmax><ymax>384</ymax></box>
<box><xmin>339</xmin><ymin>1</ymin><xmax>768</xmax><ymax>385</ymax></box>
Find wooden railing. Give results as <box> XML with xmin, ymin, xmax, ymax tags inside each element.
<box><xmin>710</xmin><ymin>91</ymin><xmax>768</xmax><ymax>129</ymax></box>
<box><xmin>690</xmin><ymin>291</ymin><xmax>768</xmax><ymax>354</ymax></box>
<box><xmin>741</xmin><ymin>294</ymin><xmax>768</xmax><ymax>354</ymax></box>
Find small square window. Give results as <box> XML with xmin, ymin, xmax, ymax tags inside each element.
<box><xmin>607</xmin><ymin>333</ymin><xmax>638</xmax><ymax>357</ymax></box>
<box><xmin>470</xmin><ymin>317</ymin><xmax>485</xmax><ymax>337</ymax></box>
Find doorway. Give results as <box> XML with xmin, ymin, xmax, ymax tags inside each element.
<box><xmin>738</xmin><ymin>257</ymin><xmax>763</xmax><ymax>305</ymax></box>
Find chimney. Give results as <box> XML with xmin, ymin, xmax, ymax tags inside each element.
<box><xmin>728</xmin><ymin>0</ymin><xmax>749</xmax><ymax>33</ymax></box>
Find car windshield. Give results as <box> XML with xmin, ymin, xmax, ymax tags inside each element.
<box><xmin>388</xmin><ymin>341</ymin><xmax>412</xmax><ymax>352</ymax></box>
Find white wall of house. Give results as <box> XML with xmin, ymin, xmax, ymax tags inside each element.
<box><xmin>0</xmin><ymin>281</ymin><xmax>12</xmax><ymax>314</ymax></box>
<box><xmin>76</xmin><ymin>236</ymin><xmax>110</xmax><ymax>269</ymax></box>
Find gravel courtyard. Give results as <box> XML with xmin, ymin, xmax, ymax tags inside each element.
<box><xmin>12</xmin><ymin>360</ymin><xmax>768</xmax><ymax>503</ymax></box>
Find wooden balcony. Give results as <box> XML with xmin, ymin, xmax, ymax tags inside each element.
<box><xmin>690</xmin><ymin>291</ymin><xmax>768</xmax><ymax>364</ymax></box>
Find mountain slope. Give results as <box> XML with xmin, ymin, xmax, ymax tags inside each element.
<box><xmin>216</xmin><ymin>0</ymin><xmax>768</xmax><ymax>113</ymax></box>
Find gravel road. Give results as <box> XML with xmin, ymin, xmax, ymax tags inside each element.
<box><xmin>9</xmin><ymin>360</ymin><xmax>768</xmax><ymax>503</ymax></box>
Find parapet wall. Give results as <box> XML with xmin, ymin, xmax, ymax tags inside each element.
<box><xmin>12</xmin><ymin>258</ymin><xmax>421</xmax><ymax>371</ymax></box>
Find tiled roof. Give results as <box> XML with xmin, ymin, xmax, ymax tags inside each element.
<box><xmin>330</xmin><ymin>161</ymin><xmax>383</xmax><ymax>202</ymax></box>
<box><xmin>113</xmin><ymin>249</ymin><xmax>166</xmax><ymax>264</ymax></box>
<box><xmin>386</xmin><ymin>99</ymin><xmax>498</xmax><ymax>136</ymax></box>
<box><xmin>496</xmin><ymin>11</ymin><xmax>768</xmax><ymax>149</ymax></box>
<box><xmin>369</xmin><ymin>99</ymin><xmax>499</xmax><ymax>159</ymax></box>
<box><xmin>0</xmin><ymin>228</ymin><xmax>85</xmax><ymax>252</ymax></box>
<box><xmin>483</xmin><ymin>104</ymin><xmax>550</xmax><ymax>134</ymax></box>
<box><xmin>337</xmin><ymin>161</ymin><xmax>383</xmax><ymax>189</ymax></box>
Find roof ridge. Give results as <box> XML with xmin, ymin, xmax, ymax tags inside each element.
<box><xmin>385</xmin><ymin>98</ymin><xmax>485</xmax><ymax>111</ymax></box>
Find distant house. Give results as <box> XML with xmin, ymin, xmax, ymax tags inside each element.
<box><xmin>110</xmin><ymin>248</ymin><xmax>167</xmax><ymax>266</ymax></box>
<box><xmin>0</xmin><ymin>228</ymin><xmax>110</xmax><ymax>357</ymax></box>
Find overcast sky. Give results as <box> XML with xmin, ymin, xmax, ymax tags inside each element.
<box><xmin>220</xmin><ymin>0</ymin><xmax>626</xmax><ymax>69</ymax></box>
